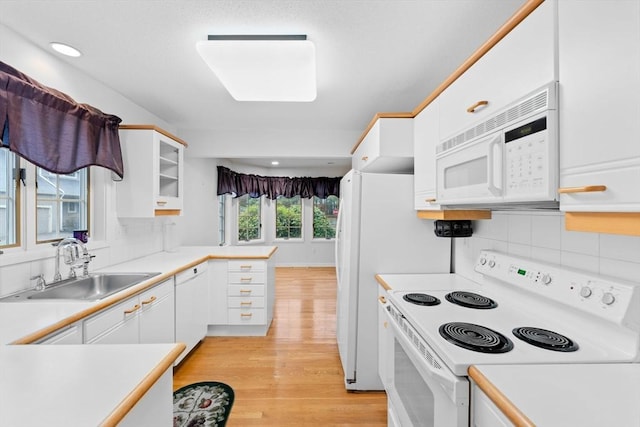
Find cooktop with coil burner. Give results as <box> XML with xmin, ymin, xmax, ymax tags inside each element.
<box><xmin>512</xmin><ymin>327</ymin><xmax>579</xmax><ymax>352</ymax></box>
<box><xmin>439</xmin><ymin>322</ymin><xmax>513</xmax><ymax>353</ymax></box>
<box><xmin>403</xmin><ymin>292</ymin><xmax>441</xmax><ymax>306</ymax></box>
<box><xmin>445</xmin><ymin>291</ymin><xmax>497</xmax><ymax>309</ymax></box>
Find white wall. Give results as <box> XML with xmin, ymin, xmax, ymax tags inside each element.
<box><xmin>453</xmin><ymin>211</ymin><xmax>640</xmax><ymax>284</ymax></box>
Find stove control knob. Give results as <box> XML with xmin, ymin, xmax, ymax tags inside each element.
<box><xmin>488</xmin><ymin>260</ymin><xmax>496</xmax><ymax>268</ymax></box>
<box><xmin>479</xmin><ymin>257</ymin><xmax>487</xmax><ymax>266</ymax></box>
<box><xmin>602</xmin><ymin>292</ymin><xmax>616</xmax><ymax>306</ymax></box>
<box><xmin>580</xmin><ymin>287</ymin><xmax>593</xmax><ymax>298</ymax></box>
<box><xmin>541</xmin><ymin>274</ymin><xmax>552</xmax><ymax>285</ymax></box>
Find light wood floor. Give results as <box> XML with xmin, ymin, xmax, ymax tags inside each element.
<box><xmin>173</xmin><ymin>267</ymin><xmax>387</xmax><ymax>426</ymax></box>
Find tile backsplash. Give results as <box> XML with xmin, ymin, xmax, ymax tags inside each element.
<box><xmin>454</xmin><ymin>211</ymin><xmax>640</xmax><ymax>284</ymax></box>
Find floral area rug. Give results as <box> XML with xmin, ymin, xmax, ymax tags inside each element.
<box><xmin>173</xmin><ymin>381</ymin><xmax>235</xmax><ymax>427</ymax></box>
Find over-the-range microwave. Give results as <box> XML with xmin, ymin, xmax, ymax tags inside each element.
<box><xmin>435</xmin><ymin>81</ymin><xmax>558</xmax><ymax>209</ymax></box>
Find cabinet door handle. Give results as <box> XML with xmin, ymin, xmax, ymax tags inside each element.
<box><xmin>361</xmin><ymin>156</ymin><xmax>369</xmax><ymax>161</ymax></box>
<box><xmin>156</xmin><ymin>200</ymin><xmax>168</xmax><ymax>206</ymax></box>
<box><xmin>425</xmin><ymin>198</ymin><xmax>437</xmax><ymax>203</ymax></box>
<box><xmin>240</xmin><ymin>265</ymin><xmax>252</xmax><ymax>269</ymax></box>
<box><xmin>378</xmin><ymin>296</ymin><xmax>387</xmax><ymax>304</ymax></box>
<box><xmin>239</xmin><ymin>289</ymin><xmax>252</xmax><ymax>294</ymax></box>
<box><xmin>240</xmin><ymin>313</ymin><xmax>253</xmax><ymax>318</ymax></box>
<box><xmin>124</xmin><ymin>304</ymin><xmax>141</xmax><ymax>314</ymax></box>
<box><xmin>466</xmin><ymin>100</ymin><xmax>489</xmax><ymax>113</ymax></box>
<box><xmin>141</xmin><ymin>296</ymin><xmax>157</xmax><ymax>305</ymax></box>
<box><xmin>240</xmin><ymin>277</ymin><xmax>253</xmax><ymax>282</ymax></box>
<box><xmin>558</xmin><ymin>185</ymin><xmax>607</xmax><ymax>194</ymax></box>
<box><xmin>240</xmin><ymin>301</ymin><xmax>253</xmax><ymax>306</ymax></box>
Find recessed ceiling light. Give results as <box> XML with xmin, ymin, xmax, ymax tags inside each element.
<box><xmin>50</xmin><ymin>42</ymin><xmax>82</xmax><ymax>57</ymax></box>
<box><xmin>271</xmin><ymin>161</ymin><xmax>280</xmax><ymax>166</ymax></box>
<box><xmin>196</xmin><ymin>35</ymin><xmax>316</xmax><ymax>102</ymax></box>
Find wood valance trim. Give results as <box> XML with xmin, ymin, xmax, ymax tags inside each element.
<box><xmin>349</xmin><ymin>0</ymin><xmax>545</xmax><ymax>155</ymax></box>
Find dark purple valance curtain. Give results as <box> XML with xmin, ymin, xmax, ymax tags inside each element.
<box><xmin>217</xmin><ymin>166</ymin><xmax>341</xmax><ymax>199</ymax></box>
<box><xmin>0</xmin><ymin>61</ymin><xmax>124</xmax><ymax>178</ymax></box>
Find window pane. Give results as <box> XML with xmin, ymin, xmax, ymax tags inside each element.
<box><xmin>237</xmin><ymin>194</ymin><xmax>261</xmax><ymax>242</ymax></box>
<box><xmin>36</xmin><ymin>168</ymin><xmax>88</xmax><ymax>242</ymax></box>
<box><xmin>0</xmin><ymin>149</ymin><xmax>17</xmax><ymax>247</ymax></box>
<box><xmin>313</xmin><ymin>195</ymin><xmax>339</xmax><ymax>239</ymax></box>
<box><xmin>218</xmin><ymin>195</ymin><xmax>226</xmax><ymax>245</ymax></box>
<box><xmin>276</xmin><ymin>196</ymin><xmax>302</xmax><ymax>239</ymax></box>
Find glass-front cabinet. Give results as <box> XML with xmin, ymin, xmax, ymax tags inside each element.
<box><xmin>117</xmin><ymin>125</ymin><xmax>186</xmax><ymax>217</ymax></box>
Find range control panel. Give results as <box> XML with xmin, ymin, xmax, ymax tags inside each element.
<box><xmin>475</xmin><ymin>250</ymin><xmax>639</xmax><ymax>326</ymax></box>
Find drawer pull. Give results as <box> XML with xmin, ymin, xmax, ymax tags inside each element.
<box><xmin>240</xmin><ymin>277</ymin><xmax>253</xmax><ymax>282</ymax></box>
<box><xmin>558</xmin><ymin>185</ymin><xmax>607</xmax><ymax>194</ymax></box>
<box><xmin>361</xmin><ymin>156</ymin><xmax>369</xmax><ymax>161</ymax></box>
<box><xmin>378</xmin><ymin>296</ymin><xmax>387</xmax><ymax>304</ymax></box>
<box><xmin>156</xmin><ymin>200</ymin><xmax>168</xmax><ymax>206</ymax></box>
<box><xmin>425</xmin><ymin>198</ymin><xmax>436</xmax><ymax>203</ymax></box>
<box><xmin>124</xmin><ymin>304</ymin><xmax>141</xmax><ymax>314</ymax></box>
<box><xmin>141</xmin><ymin>296</ymin><xmax>157</xmax><ymax>305</ymax></box>
<box><xmin>240</xmin><ymin>301</ymin><xmax>253</xmax><ymax>306</ymax></box>
<box><xmin>466</xmin><ymin>100</ymin><xmax>488</xmax><ymax>113</ymax></box>
<box><xmin>240</xmin><ymin>265</ymin><xmax>252</xmax><ymax>270</ymax></box>
<box><xmin>240</xmin><ymin>313</ymin><xmax>253</xmax><ymax>318</ymax></box>
<box><xmin>239</xmin><ymin>289</ymin><xmax>252</xmax><ymax>294</ymax></box>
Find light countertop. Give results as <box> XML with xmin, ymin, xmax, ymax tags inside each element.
<box><xmin>470</xmin><ymin>363</ymin><xmax>640</xmax><ymax>427</ymax></box>
<box><xmin>0</xmin><ymin>343</ymin><xmax>184</xmax><ymax>426</ymax></box>
<box><xmin>0</xmin><ymin>245</ymin><xmax>277</xmax><ymax>344</ymax></box>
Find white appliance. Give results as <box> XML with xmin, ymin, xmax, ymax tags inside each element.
<box><xmin>381</xmin><ymin>250</ymin><xmax>640</xmax><ymax>426</ymax></box>
<box><xmin>335</xmin><ymin>169</ymin><xmax>451</xmax><ymax>390</ymax></box>
<box><xmin>436</xmin><ymin>82</ymin><xmax>559</xmax><ymax>208</ymax></box>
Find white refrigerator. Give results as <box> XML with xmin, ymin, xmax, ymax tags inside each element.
<box><xmin>335</xmin><ymin>169</ymin><xmax>451</xmax><ymax>390</ymax></box>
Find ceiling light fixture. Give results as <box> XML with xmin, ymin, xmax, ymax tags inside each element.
<box><xmin>50</xmin><ymin>42</ymin><xmax>82</xmax><ymax>57</ymax></box>
<box><xmin>196</xmin><ymin>35</ymin><xmax>316</xmax><ymax>102</ymax></box>
<box><xmin>271</xmin><ymin>161</ymin><xmax>280</xmax><ymax>166</ymax></box>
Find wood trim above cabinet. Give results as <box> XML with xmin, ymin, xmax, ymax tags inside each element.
<box><xmin>417</xmin><ymin>210</ymin><xmax>492</xmax><ymax>220</ymax></box>
<box><xmin>119</xmin><ymin>124</ymin><xmax>189</xmax><ymax>147</ymax></box>
<box><xmin>565</xmin><ymin>212</ymin><xmax>640</xmax><ymax>236</ymax></box>
<box><xmin>154</xmin><ymin>209</ymin><xmax>181</xmax><ymax>217</ymax></box>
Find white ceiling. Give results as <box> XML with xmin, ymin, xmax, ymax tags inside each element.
<box><xmin>0</xmin><ymin>0</ymin><xmax>525</xmax><ymax>172</ymax></box>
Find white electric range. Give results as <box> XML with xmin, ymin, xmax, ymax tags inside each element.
<box><xmin>379</xmin><ymin>250</ymin><xmax>640</xmax><ymax>427</ymax></box>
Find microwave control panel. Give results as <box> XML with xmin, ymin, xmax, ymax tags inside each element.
<box><xmin>504</xmin><ymin>115</ymin><xmax>550</xmax><ymax>198</ymax></box>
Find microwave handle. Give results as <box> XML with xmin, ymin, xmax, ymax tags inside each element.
<box><xmin>487</xmin><ymin>134</ymin><xmax>503</xmax><ymax>196</ymax></box>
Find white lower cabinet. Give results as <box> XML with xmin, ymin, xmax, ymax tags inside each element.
<box><xmin>37</xmin><ymin>323</ymin><xmax>83</xmax><ymax>344</ymax></box>
<box><xmin>208</xmin><ymin>258</ymin><xmax>275</xmax><ymax>336</ymax></box>
<box><xmin>119</xmin><ymin>368</ymin><xmax>173</xmax><ymax>427</ymax></box>
<box><xmin>471</xmin><ymin>382</ymin><xmax>512</xmax><ymax>427</ymax></box>
<box><xmin>85</xmin><ymin>279</ymin><xmax>174</xmax><ymax>345</ymax></box>
<box><xmin>175</xmin><ymin>262</ymin><xmax>208</xmax><ymax>364</ymax></box>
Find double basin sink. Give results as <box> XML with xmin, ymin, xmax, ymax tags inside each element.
<box><xmin>0</xmin><ymin>272</ymin><xmax>160</xmax><ymax>302</ymax></box>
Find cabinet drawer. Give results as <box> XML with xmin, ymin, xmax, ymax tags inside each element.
<box><xmin>85</xmin><ymin>299</ymin><xmax>140</xmax><ymax>342</ymax></box>
<box><xmin>227</xmin><ymin>308</ymin><xmax>266</xmax><ymax>325</ymax></box>
<box><xmin>228</xmin><ymin>260</ymin><xmax>266</xmax><ymax>272</ymax></box>
<box><xmin>139</xmin><ymin>279</ymin><xmax>173</xmax><ymax>303</ymax></box>
<box><xmin>227</xmin><ymin>284</ymin><xmax>264</xmax><ymax>297</ymax></box>
<box><xmin>227</xmin><ymin>296</ymin><xmax>265</xmax><ymax>309</ymax></box>
<box><xmin>228</xmin><ymin>271</ymin><xmax>265</xmax><ymax>284</ymax></box>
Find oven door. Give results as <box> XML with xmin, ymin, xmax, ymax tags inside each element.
<box><xmin>436</xmin><ymin>131</ymin><xmax>503</xmax><ymax>205</ymax></box>
<box><xmin>385</xmin><ymin>307</ymin><xmax>469</xmax><ymax>427</ymax></box>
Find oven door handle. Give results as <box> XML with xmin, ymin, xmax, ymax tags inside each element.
<box><xmin>387</xmin><ymin>311</ymin><xmax>468</xmax><ymax>404</ymax></box>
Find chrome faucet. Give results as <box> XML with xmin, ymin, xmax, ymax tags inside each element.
<box><xmin>53</xmin><ymin>237</ymin><xmax>94</xmax><ymax>283</ymax></box>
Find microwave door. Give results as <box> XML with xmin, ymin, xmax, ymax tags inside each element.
<box><xmin>436</xmin><ymin>133</ymin><xmax>504</xmax><ymax>205</ymax></box>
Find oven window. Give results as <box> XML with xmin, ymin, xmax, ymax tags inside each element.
<box><xmin>394</xmin><ymin>338</ymin><xmax>435</xmax><ymax>426</ymax></box>
<box><xmin>444</xmin><ymin>156</ymin><xmax>487</xmax><ymax>189</ymax></box>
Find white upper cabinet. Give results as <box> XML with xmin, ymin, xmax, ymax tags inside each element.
<box><xmin>438</xmin><ymin>0</ymin><xmax>558</xmax><ymax>141</ymax></box>
<box><xmin>413</xmin><ymin>98</ymin><xmax>441</xmax><ymax>210</ymax></box>
<box><xmin>558</xmin><ymin>0</ymin><xmax>640</xmax><ymax>212</ymax></box>
<box><xmin>352</xmin><ymin>117</ymin><xmax>414</xmax><ymax>173</ymax></box>
<box><xmin>117</xmin><ymin>126</ymin><xmax>186</xmax><ymax>217</ymax></box>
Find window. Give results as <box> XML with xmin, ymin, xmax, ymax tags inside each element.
<box><xmin>237</xmin><ymin>194</ymin><xmax>262</xmax><ymax>242</ymax></box>
<box><xmin>218</xmin><ymin>195</ymin><xmax>226</xmax><ymax>245</ymax></box>
<box><xmin>275</xmin><ymin>196</ymin><xmax>302</xmax><ymax>239</ymax></box>
<box><xmin>0</xmin><ymin>149</ymin><xmax>18</xmax><ymax>248</ymax></box>
<box><xmin>313</xmin><ymin>195</ymin><xmax>339</xmax><ymax>239</ymax></box>
<box><xmin>36</xmin><ymin>167</ymin><xmax>88</xmax><ymax>242</ymax></box>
